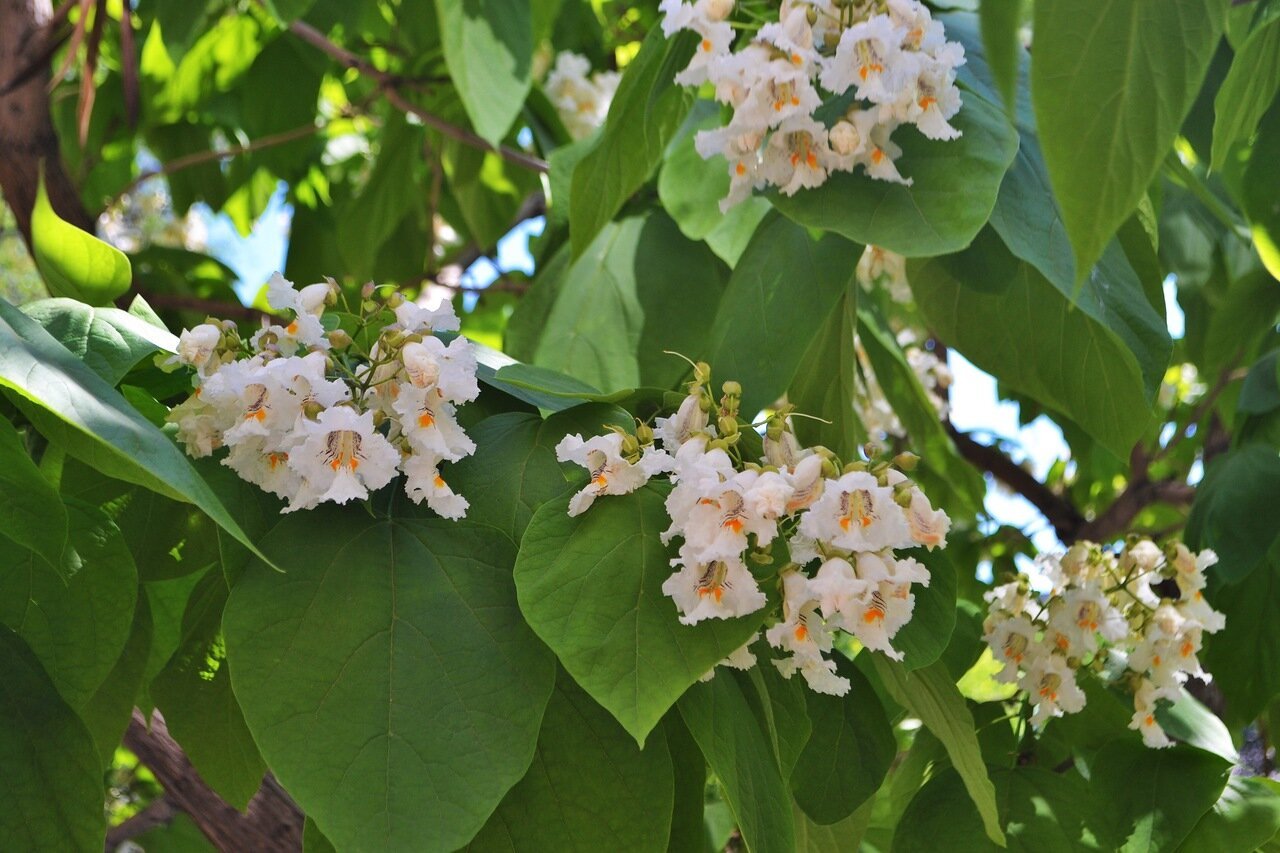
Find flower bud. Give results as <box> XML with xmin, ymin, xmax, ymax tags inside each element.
<box><xmin>704</xmin><ymin>0</ymin><xmax>734</xmax><ymax>22</ymax></box>
<box><xmin>372</xmin><ymin>409</ymin><xmax>388</xmax><ymax>427</ymax></box>
<box><xmin>387</xmin><ymin>291</ymin><xmax>405</xmax><ymax>309</ymax></box>
<box><xmin>361</xmin><ymin>299</ymin><xmax>379</xmax><ymax>313</ymax></box>
<box><xmin>821</xmin><ymin>458</ymin><xmax>841</xmax><ymax>480</ymax></box>
<box><xmin>327</xmin><ymin>329</ymin><xmax>353</xmax><ymax>349</ymax></box>
<box><xmin>717</xmin><ymin>415</ymin><xmax>739</xmax><ymax>436</ymax></box>
<box><xmin>893</xmin><ymin>451</ymin><xmax>920</xmax><ymax>471</ymax></box>
<box><xmin>635</xmin><ymin>422</ymin><xmax>654</xmax><ymax>445</ymax></box>
<box><xmin>721</xmin><ymin>380</ymin><xmax>742</xmax><ymax>397</ymax></box>
<box><xmin>302</xmin><ymin>400</ymin><xmax>324</xmax><ymax>420</ymax></box>
<box><xmin>694</xmin><ymin>361</ymin><xmax>712</xmax><ymax>384</ymax></box>
<box><xmin>621</xmin><ymin>434</ymin><xmax>640</xmax><ymax>457</ymax></box>
<box><xmin>361</xmin><ymin>281</ymin><xmax>377</xmax><ymax>300</ymax></box>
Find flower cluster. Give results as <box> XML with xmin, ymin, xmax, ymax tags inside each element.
<box><xmin>660</xmin><ymin>0</ymin><xmax>966</xmax><ymax>210</ymax></box>
<box><xmin>165</xmin><ymin>274</ymin><xmax>478</xmax><ymax>517</ymax></box>
<box><xmin>556</xmin><ymin>362</ymin><xmax>950</xmax><ymax>695</ymax></box>
<box><xmin>855</xmin><ymin>330</ymin><xmax>952</xmax><ymax>440</ymax></box>
<box><xmin>983</xmin><ymin>540</ymin><xmax>1225</xmax><ymax>747</ymax></box>
<box><xmin>544</xmin><ymin>52</ymin><xmax>621</xmax><ymax>140</ymax></box>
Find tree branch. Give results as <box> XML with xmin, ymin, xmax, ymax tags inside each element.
<box><xmin>134</xmin><ymin>289</ymin><xmax>278</xmax><ymax>323</ymax></box>
<box><xmin>947</xmin><ymin>424</ymin><xmax>1086</xmax><ymax>542</ymax></box>
<box><xmin>283</xmin><ymin>18</ymin><xmax>549</xmax><ymax>174</ymax></box>
<box><xmin>123</xmin><ymin>709</ymin><xmax>304</xmax><ymax>852</ymax></box>
<box><xmin>105</xmin><ymin>796</ymin><xmax>175</xmax><ymax>850</ymax></box>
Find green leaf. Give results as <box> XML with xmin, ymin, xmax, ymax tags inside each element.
<box><xmin>893</xmin><ymin>765</ymin><xmax>1099</xmax><ymax>852</ymax></box>
<box><xmin>979</xmin><ymin>0</ymin><xmax>1022</xmax><ymax>115</ymax></box>
<box><xmin>1243</xmin><ymin>99</ymin><xmax>1280</xmax><ymax>280</ymax></box>
<box><xmin>1031</xmin><ymin>0</ymin><xmax>1228</xmax><ymax>280</ymax></box>
<box><xmin>1212</xmin><ymin>17</ymin><xmax>1280</xmax><ymax>169</ymax></box>
<box><xmin>436</xmin><ymin>0</ymin><xmax>533</xmax><ymax>145</ymax></box>
<box><xmin>224</xmin><ymin>510</ymin><xmax>554</xmax><ymax>851</ymax></box>
<box><xmin>1089</xmin><ymin>740</ymin><xmax>1229</xmax><ymax>851</ymax></box>
<box><xmin>152</xmin><ymin>570</ymin><xmax>266</xmax><ymax>810</ymax></box>
<box><xmin>665</xmin><ymin>714</ymin><xmax>711</xmax><ymax>853</ymax></box>
<box><xmin>570</xmin><ymin>29</ymin><xmax>697</xmax><ymax>257</ymax></box>
<box><xmin>31</xmin><ymin>171</ymin><xmax>132</xmax><ymax>306</ymax></box>
<box><xmin>1200</xmin><ymin>542</ymin><xmax>1280</xmax><ymax>727</ymax></box>
<box><xmin>0</xmin><ymin>416</ymin><xmax>70</xmax><ymax>579</ymax></box>
<box><xmin>856</xmin><ymin>311</ymin><xmax>986</xmax><ymax>517</ymax></box>
<box><xmin>0</xmin><ymin>299</ymin><xmax>267</xmax><ymax>567</ymax></box>
<box><xmin>792</xmin><ymin>657</ymin><xmax>894</xmax><ymax>825</ymax></box>
<box><xmin>679</xmin><ymin>674</ymin><xmax>796</xmax><ymax>853</ymax></box>
<box><xmin>1155</xmin><ymin>689</ymin><xmax>1237</xmax><ymax>763</ymax></box>
<box><xmin>742</xmin><ymin>663</ymin><xmax>813</xmax><ymax>779</ymax></box>
<box><xmin>263</xmin><ymin>0</ymin><xmax>319</xmax><ymax>23</ymax></box>
<box><xmin>443</xmin><ymin>141</ymin><xmax>540</xmax><ymax>249</ymax></box>
<box><xmin>769</xmin><ymin>93</ymin><xmax>1018</xmax><ymax>257</ymax></box>
<box><xmin>22</xmin><ymin>297</ymin><xmax>177</xmax><ymax>385</ymax></box>
<box><xmin>708</xmin><ymin>213</ymin><xmax>858</xmax><ymax>418</ymax></box>
<box><xmin>793</xmin><ymin>798</ymin><xmax>871</xmax><ymax>853</ymax></box>
<box><xmin>658</xmin><ymin>104</ymin><xmax>773</xmax><ymax>267</ymax></box>
<box><xmin>909</xmin><ymin>230</ymin><xmax>1161</xmax><ymax>458</ymax></box>
<box><xmin>523</xmin><ymin>212</ymin><xmax>729</xmax><ymax>393</ymax></box>
<box><xmin>788</xmin><ymin>278</ymin><xmax>862</xmax><ymax>462</ymax></box>
<box><xmin>337</xmin><ymin>113</ymin><xmax>423</xmax><ymax>279</ymax></box>
<box><xmin>78</xmin><ymin>594</ymin><xmax>151</xmax><ymax>766</ymax></box>
<box><xmin>1186</xmin><ymin>444</ymin><xmax>1280</xmax><ymax>583</ymax></box>
<box><xmin>0</xmin><ymin>500</ymin><xmax>137</xmax><ymax>711</ymax></box>
<box><xmin>0</xmin><ymin>629</ymin><xmax>105</xmax><ymax>851</ymax></box>
<box><xmin>448</xmin><ymin>405</ymin><xmax>632</xmax><ymax>542</ymax></box>
<box><xmin>888</xmin><ymin>548</ymin><xmax>958</xmax><ymax>672</ymax></box>
<box><xmin>515</xmin><ymin>486</ymin><xmax>765</xmax><ymax>745</ymax></box>
<box><xmin>467</xmin><ymin>670</ymin><xmax>675</xmax><ymax>852</ymax></box>
<box><xmin>1178</xmin><ymin>777</ymin><xmax>1280</xmax><ymax>853</ymax></box>
<box><xmin>872</xmin><ymin>657</ymin><xmax>1005</xmax><ymax>846</ymax></box>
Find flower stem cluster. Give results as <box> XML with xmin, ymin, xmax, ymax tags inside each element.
<box><xmin>659</xmin><ymin>0</ymin><xmax>966</xmax><ymax>210</ymax></box>
<box><xmin>556</xmin><ymin>362</ymin><xmax>951</xmax><ymax>696</ymax></box>
<box><xmin>165</xmin><ymin>274</ymin><xmax>478</xmax><ymax>517</ymax></box>
<box><xmin>982</xmin><ymin>539</ymin><xmax>1226</xmax><ymax>746</ymax></box>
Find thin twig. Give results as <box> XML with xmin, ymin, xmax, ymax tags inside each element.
<box><xmin>135</xmin><ymin>290</ymin><xmax>278</xmax><ymax>323</ymax></box>
<box><xmin>118</xmin><ymin>0</ymin><xmax>138</xmax><ymax>128</ymax></box>
<box><xmin>105</xmin><ymin>122</ymin><xmax>326</xmax><ymax>209</ymax></box>
<box><xmin>283</xmin><ymin>18</ymin><xmax>549</xmax><ymax>173</ymax></box>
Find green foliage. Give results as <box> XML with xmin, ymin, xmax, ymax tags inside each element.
<box><xmin>516</xmin><ymin>487</ymin><xmax>765</xmax><ymax>745</ymax></box>
<box><xmin>22</xmin><ymin>298</ymin><xmax>177</xmax><ymax>386</ymax></box>
<box><xmin>0</xmin><ymin>417</ymin><xmax>70</xmax><ymax>579</ymax></box>
<box><xmin>569</xmin><ymin>29</ymin><xmax>697</xmax><ymax>257</ymax></box>
<box><xmin>770</xmin><ymin>93</ymin><xmax>1018</xmax><ymax>257</ymax></box>
<box><xmin>1032</xmin><ymin>0</ymin><xmax>1228</xmax><ymax>279</ymax></box>
<box><xmin>31</xmin><ymin>173</ymin><xmax>132</xmax><ymax>306</ymax></box>
<box><xmin>437</xmin><ymin>0</ymin><xmax>534</xmax><ymax>145</ymax></box>
<box><xmin>467</xmin><ymin>670</ymin><xmax>675</xmax><ymax>852</ymax></box>
<box><xmin>1212</xmin><ymin>16</ymin><xmax>1280</xmax><ymax>170</ymax></box>
<box><xmin>0</xmin><ymin>629</ymin><xmax>105</xmax><ymax>852</ymax></box>
<box><xmin>224</xmin><ymin>510</ymin><xmax>555</xmax><ymax>851</ymax></box>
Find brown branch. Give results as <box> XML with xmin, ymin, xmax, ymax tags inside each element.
<box><xmin>123</xmin><ymin>709</ymin><xmax>303</xmax><ymax>852</ymax></box>
<box><xmin>106</xmin><ymin>122</ymin><xmax>327</xmax><ymax>210</ymax></box>
<box><xmin>282</xmin><ymin>18</ymin><xmax>549</xmax><ymax>174</ymax></box>
<box><xmin>1074</xmin><ymin>478</ymin><xmax>1196</xmax><ymax>543</ymax></box>
<box><xmin>105</xmin><ymin>796</ymin><xmax>176</xmax><ymax>850</ymax></box>
<box><xmin>0</xmin><ymin>0</ymin><xmax>70</xmax><ymax>96</ymax></box>
<box><xmin>947</xmin><ymin>424</ymin><xmax>1086</xmax><ymax>542</ymax></box>
<box><xmin>135</xmin><ymin>289</ymin><xmax>278</xmax><ymax>323</ymax></box>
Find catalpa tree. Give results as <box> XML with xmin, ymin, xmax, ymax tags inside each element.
<box><xmin>0</xmin><ymin>0</ymin><xmax>1277</xmax><ymax>850</ymax></box>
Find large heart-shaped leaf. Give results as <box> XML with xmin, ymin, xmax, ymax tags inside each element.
<box><xmin>30</xmin><ymin>172</ymin><xmax>132</xmax><ymax>306</ymax></box>
<box><xmin>224</xmin><ymin>510</ymin><xmax>555</xmax><ymax>852</ymax></box>
<box><xmin>1031</xmin><ymin>0</ymin><xmax>1228</xmax><ymax>279</ymax></box>
<box><xmin>0</xmin><ymin>299</ymin><xmax>266</xmax><ymax>566</ymax></box>
<box><xmin>0</xmin><ymin>629</ymin><xmax>105</xmax><ymax>851</ymax></box>
<box><xmin>466</xmin><ymin>670</ymin><xmax>675</xmax><ymax>851</ymax></box>
<box><xmin>514</xmin><ymin>486</ymin><xmax>765</xmax><ymax>745</ymax></box>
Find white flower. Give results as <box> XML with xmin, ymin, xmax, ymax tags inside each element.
<box><xmin>222</xmin><ymin>436</ymin><xmax>302</xmax><ymax>500</ymax></box>
<box><xmin>556</xmin><ymin>432</ymin><xmax>651</xmax><ymax>516</ymax></box>
<box><xmin>403</xmin><ymin>452</ymin><xmax>469</xmax><ymax>519</ymax></box>
<box><xmin>820</xmin><ymin>16</ymin><xmax>905</xmax><ymax>102</ymax></box>
<box><xmin>758</xmin><ymin>4</ymin><xmax>817</xmax><ymax>67</ymax></box>
<box><xmin>799</xmin><ymin>470</ymin><xmax>911</xmax><ymax>551</ymax></box>
<box><xmin>167</xmin><ymin>393</ymin><xmax>232</xmax><ymax>457</ymax></box>
<box><xmin>392</xmin><ymin>299</ymin><xmax>460</xmax><ymax>334</ymax></box>
<box><xmin>654</xmin><ymin>391</ymin><xmax>710</xmax><ymax>448</ymax></box>
<box><xmin>1129</xmin><ymin>680</ymin><xmax>1173</xmax><ymax>748</ymax></box>
<box><xmin>808</xmin><ymin>557</ymin><xmax>868</xmax><ymax>622</ymax></box>
<box><xmin>663</xmin><ymin>556</ymin><xmax>767</xmax><ymax>624</ymax></box>
<box><xmin>1046</xmin><ymin>585</ymin><xmax>1127</xmax><ymax>656</ymax></box>
<box><xmin>1022</xmin><ymin>654</ymin><xmax>1086</xmax><ymax>727</ymax></box>
<box><xmin>284</xmin><ymin>406</ymin><xmax>400</xmax><ymax>512</ymax></box>
<box><xmin>545</xmin><ymin>52</ymin><xmax>615</xmax><ymax>140</ymax></box>
<box><xmin>761</xmin><ymin>115</ymin><xmax>834</xmax><ymax>197</ymax></box>
<box><xmin>400</xmin><ymin>337</ymin><xmax>479</xmax><ymax>403</ymax></box>
<box><xmin>784</xmin><ymin>454</ymin><xmax>826</xmax><ymax>514</ymax></box>
<box><xmin>984</xmin><ymin>613</ymin><xmax>1040</xmax><ymax>682</ymax></box>
<box><xmin>905</xmin><ymin>488</ymin><xmax>950</xmax><ymax>549</ymax></box>
<box><xmin>392</xmin><ymin>384</ymin><xmax>476</xmax><ymax>462</ymax></box>
<box><xmin>700</xmin><ymin>632</ymin><xmax>760</xmax><ymax>682</ymax></box>
<box><xmin>677</xmin><ymin>469</ymin><xmax>779</xmax><ymax>563</ymax></box>
<box><xmin>171</xmin><ymin>324</ymin><xmax>222</xmax><ymax>375</ymax></box>
<box><xmin>774</xmin><ymin>651</ymin><xmax>850</xmax><ymax>696</ymax></box>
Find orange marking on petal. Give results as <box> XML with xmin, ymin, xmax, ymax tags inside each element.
<box><xmin>859</xmin><ymin>514</ymin><xmax>872</xmax><ymax>528</ymax></box>
<box><xmin>701</xmin><ymin>38</ymin><xmax>712</xmax><ymax>51</ymax></box>
<box><xmin>919</xmin><ymin>96</ymin><xmax>937</xmax><ymax>110</ymax></box>
<box><xmin>286</xmin><ymin>320</ymin><xmax>299</xmax><ymax>334</ymax></box>
<box><xmin>723</xmin><ymin>518</ymin><xmax>744</xmax><ymax>533</ymax></box>
<box><xmin>871</xmin><ymin>148</ymin><xmax>885</xmax><ymax>164</ymax></box>
<box><xmin>1153</xmin><ymin>655</ymin><xmax>1161</xmax><ymax>666</ymax></box>
<box><xmin>1145</xmin><ymin>714</ymin><xmax>1155</xmax><ymax>726</ymax></box>
<box><xmin>418</xmin><ymin>412</ymin><xmax>435</xmax><ymax>428</ymax></box>
<box><xmin>434</xmin><ymin>475</ymin><xmax>446</xmax><ymax>489</ymax></box>
<box><xmin>714</xmin><ymin>587</ymin><xmax>723</xmax><ymax>603</ymax></box>
<box><xmin>1180</xmin><ymin>640</ymin><xmax>1194</xmax><ymax>658</ymax></box>
<box><xmin>805</xmin><ymin>151</ymin><xmax>817</xmax><ymax>168</ymax></box>
<box><xmin>592</xmin><ymin>474</ymin><xmax>609</xmax><ymax>488</ymax></box>
<box><xmin>794</xmin><ymin>624</ymin><xmax>808</xmax><ymax>642</ymax></box>
<box><xmin>863</xmin><ymin>608</ymin><xmax>885</xmax><ymax>624</ymax></box>
<box><xmin>859</xmin><ymin>65</ymin><xmax>869</xmax><ymax>81</ymax></box>
<box><xmin>735</xmin><ymin>162</ymin><xmax>747</xmax><ymax>176</ymax></box>
<box><xmin>839</xmin><ymin>516</ymin><xmax>852</xmax><ymax>531</ymax></box>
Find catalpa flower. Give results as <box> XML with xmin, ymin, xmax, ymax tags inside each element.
<box><xmin>662</xmin><ymin>556</ymin><xmax>767</xmax><ymax>625</ymax></box>
<box><xmin>285</xmin><ymin>406</ymin><xmax>399</xmax><ymax>512</ymax></box>
<box><xmin>800</xmin><ymin>470</ymin><xmax>911</xmax><ymax>551</ymax></box>
<box><xmin>403</xmin><ymin>452</ymin><xmax>469</xmax><ymax>520</ymax></box>
<box><xmin>556</xmin><ymin>432</ymin><xmax>658</xmax><ymax>517</ymax></box>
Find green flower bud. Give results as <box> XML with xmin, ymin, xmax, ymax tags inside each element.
<box><xmin>635</xmin><ymin>422</ymin><xmax>654</xmax><ymax>445</ymax></box>
<box><xmin>387</xmin><ymin>291</ymin><xmax>405</xmax><ymax>309</ymax></box>
<box><xmin>361</xmin><ymin>281</ymin><xmax>377</xmax><ymax>299</ymax></box>
<box><xmin>893</xmin><ymin>451</ymin><xmax>920</xmax><ymax>471</ymax></box>
<box><xmin>621</xmin><ymin>434</ymin><xmax>640</xmax><ymax>456</ymax></box>
<box><xmin>327</xmin><ymin>329</ymin><xmax>352</xmax><ymax>349</ymax></box>
<box><xmin>717</xmin><ymin>415</ymin><xmax>740</xmax><ymax>436</ymax></box>
<box><xmin>721</xmin><ymin>380</ymin><xmax>742</xmax><ymax>397</ymax></box>
<box><xmin>302</xmin><ymin>400</ymin><xmax>324</xmax><ymax>419</ymax></box>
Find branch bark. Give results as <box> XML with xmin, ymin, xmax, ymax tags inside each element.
<box><xmin>123</xmin><ymin>709</ymin><xmax>304</xmax><ymax>852</ymax></box>
<box><xmin>0</xmin><ymin>0</ymin><xmax>96</xmax><ymax>248</ymax></box>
